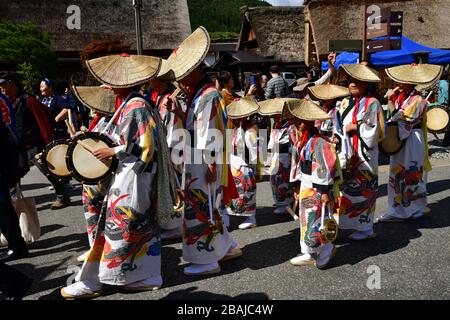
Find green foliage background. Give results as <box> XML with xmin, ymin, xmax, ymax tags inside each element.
<box><xmin>0</xmin><ymin>21</ymin><xmax>58</xmax><ymax>95</ymax></box>
<box><xmin>187</xmin><ymin>0</ymin><xmax>271</xmax><ymax>40</ymax></box>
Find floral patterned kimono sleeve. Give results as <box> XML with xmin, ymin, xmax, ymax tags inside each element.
<box><xmin>194</xmin><ymin>90</ymin><xmax>227</xmax><ymax>152</ymax></box>
<box><xmin>311</xmin><ymin>137</ymin><xmax>337</xmax><ymax>192</ymax></box>
<box><xmin>391</xmin><ymin>95</ymin><xmax>426</xmax><ymax>140</ymax></box>
<box><xmin>357</xmin><ymin>100</ymin><xmax>382</xmax><ymax>150</ymax></box>
<box><xmin>115</xmin><ymin>99</ymin><xmax>156</xmax><ymax>174</ymax></box>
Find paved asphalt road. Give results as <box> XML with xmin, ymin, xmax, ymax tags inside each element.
<box><xmin>2</xmin><ymin>146</ymin><xmax>450</xmax><ymax>300</ymax></box>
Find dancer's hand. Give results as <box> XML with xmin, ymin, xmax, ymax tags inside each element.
<box><xmin>321</xmin><ymin>193</ymin><xmax>331</xmax><ymax>207</ymax></box>
<box><xmin>345</xmin><ymin>123</ymin><xmax>357</xmax><ymax>133</ymax></box>
<box><xmin>93</xmin><ymin>148</ymin><xmax>115</xmax><ymax>160</ymax></box>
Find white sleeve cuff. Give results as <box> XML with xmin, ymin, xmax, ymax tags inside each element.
<box><xmin>114</xmin><ymin>145</ymin><xmax>126</xmax><ymax>155</ymax></box>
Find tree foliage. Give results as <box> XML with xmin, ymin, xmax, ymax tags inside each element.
<box><xmin>0</xmin><ymin>21</ymin><xmax>58</xmax><ymax>78</ymax></box>
<box><xmin>188</xmin><ymin>0</ymin><xmax>271</xmax><ymax>40</ymax></box>
<box><xmin>17</xmin><ymin>62</ymin><xmax>41</xmax><ymax>96</ymax></box>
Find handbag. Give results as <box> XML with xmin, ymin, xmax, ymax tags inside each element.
<box><xmin>0</xmin><ymin>185</ymin><xmax>40</xmax><ymax>247</ymax></box>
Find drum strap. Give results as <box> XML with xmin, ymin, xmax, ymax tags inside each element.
<box><xmin>351</xmin><ymin>96</ymin><xmax>371</xmax><ymax>156</ymax></box>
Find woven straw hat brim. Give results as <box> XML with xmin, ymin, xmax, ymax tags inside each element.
<box><xmin>308</xmin><ymin>84</ymin><xmax>350</xmax><ymax>101</ymax></box>
<box><xmin>293</xmin><ymin>82</ymin><xmax>315</xmax><ymax>92</ymax></box>
<box><xmin>157</xmin><ymin>59</ymin><xmax>168</xmax><ymax>78</ymax></box>
<box><xmin>416</xmin><ymin>77</ymin><xmax>439</xmax><ymax>91</ymax></box>
<box><xmin>283</xmin><ymin>99</ymin><xmax>330</xmax><ymax>121</ymax></box>
<box><xmin>72</xmin><ymin>86</ymin><xmax>116</xmax><ymax>115</ymax></box>
<box><xmin>338</xmin><ymin>64</ymin><xmax>381</xmax><ymax>83</ymax></box>
<box><xmin>86</xmin><ymin>55</ymin><xmax>162</xmax><ymax>88</ymax></box>
<box><xmin>158</xmin><ymin>27</ymin><xmax>211</xmax><ymax>81</ymax></box>
<box><xmin>386</xmin><ymin>64</ymin><xmax>443</xmax><ymax>85</ymax></box>
<box><xmin>258</xmin><ymin>98</ymin><xmax>300</xmax><ymax>116</ymax></box>
<box><xmin>227</xmin><ymin>97</ymin><xmax>260</xmax><ymax>119</ymax></box>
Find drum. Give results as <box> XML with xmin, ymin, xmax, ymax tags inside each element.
<box><xmin>39</xmin><ymin>140</ymin><xmax>72</xmax><ymax>180</ymax></box>
<box><xmin>379</xmin><ymin>122</ymin><xmax>404</xmax><ymax>155</ymax></box>
<box><xmin>66</xmin><ymin>132</ymin><xmax>118</xmax><ymax>184</ymax></box>
<box><xmin>426</xmin><ymin>105</ymin><xmax>450</xmax><ymax>133</ymax></box>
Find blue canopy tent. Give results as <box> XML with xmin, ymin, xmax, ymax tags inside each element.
<box><xmin>370</xmin><ymin>36</ymin><xmax>450</xmax><ymax>67</ymax></box>
<box><xmin>321</xmin><ymin>52</ymin><xmax>359</xmax><ymax>71</ymax></box>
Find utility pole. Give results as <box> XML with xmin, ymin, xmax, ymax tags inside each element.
<box><xmin>133</xmin><ymin>0</ymin><xmax>144</xmax><ymax>55</ymax></box>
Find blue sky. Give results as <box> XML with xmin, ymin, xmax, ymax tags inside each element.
<box><xmin>266</xmin><ymin>0</ymin><xmax>304</xmax><ymax>5</ymax></box>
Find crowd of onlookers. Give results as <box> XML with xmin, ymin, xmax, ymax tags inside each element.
<box><xmin>0</xmin><ymin>72</ymin><xmax>93</xmax><ymax>299</ymax></box>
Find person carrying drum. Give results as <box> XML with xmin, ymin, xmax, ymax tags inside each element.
<box><xmin>333</xmin><ymin>64</ymin><xmax>384</xmax><ymax>240</ymax></box>
<box><xmin>70</xmin><ymin>86</ymin><xmax>120</xmax><ymax>263</ymax></box>
<box><xmin>378</xmin><ymin>64</ymin><xmax>443</xmax><ymax>223</ymax></box>
<box><xmin>61</xmin><ymin>53</ymin><xmax>177</xmax><ymax>299</ymax></box>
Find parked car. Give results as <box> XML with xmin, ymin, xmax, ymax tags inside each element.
<box><xmin>281</xmin><ymin>72</ymin><xmax>297</xmax><ymax>87</ymax></box>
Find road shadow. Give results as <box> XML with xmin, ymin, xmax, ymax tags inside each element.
<box><xmin>11</xmin><ymin>257</ymin><xmax>72</xmax><ymax>299</ymax></box>
<box><xmin>37</xmin><ymin>199</ymin><xmax>83</xmax><ymax>212</ymax></box>
<box><xmin>330</xmin><ymin>195</ymin><xmax>450</xmax><ymax>268</ymax></box>
<box><xmin>28</xmin><ymin>232</ymin><xmax>88</xmax><ymax>259</ymax></box>
<box><xmin>227</xmin><ymin>206</ymin><xmax>294</xmax><ymax>232</ymax></box>
<box><xmin>159</xmin><ymin>286</ymin><xmax>270</xmax><ymax>300</ymax></box>
<box><xmin>40</xmin><ymin>224</ymin><xmax>66</xmax><ymax>236</ymax></box>
<box><xmin>20</xmin><ymin>183</ymin><xmax>51</xmax><ymax>192</ymax></box>
<box><xmin>377</xmin><ymin>177</ymin><xmax>450</xmax><ymax>200</ymax></box>
<box><xmin>159</xmin><ymin>228</ymin><xmax>299</xmax><ymax>290</ymax></box>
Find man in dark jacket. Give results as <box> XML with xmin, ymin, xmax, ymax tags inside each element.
<box><xmin>0</xmin><ymin>103</ymin><xmax>29</xmax><ymax>262</ymax></box>
<box><xmin>0</xmin><ymin>73</ymin><xmax>71</xmax><ymax>210</ymax></box>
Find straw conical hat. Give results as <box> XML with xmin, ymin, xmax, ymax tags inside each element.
<box><xmin>283</xmin><ymin>99</ymin><xmax>330</xmax><ymax>121</ymax></box>
<box><xmin>227</xmin><ymin>97</ymin><xmax>260</xmax><ymax>119</ymax></box>
<box><xmin>293</xmin><ymin>81</ymin><xmax>314</xmax><ymax>92</ymax></box>
<box><xmin>258</xmin><ymin>98</ymin><xmax>300</xmax><ymax>116</ymax></box>
<box><xmin>86</xmin><ymin>54</ymin><xmax>161</xmax><ymax>88</ymax></box>
<box><xmin>72</xmin><ymin>86</ymin><xmax>116</xmax><ymax>115</ymax></box>
<box><xmin>157</xmin><ymin>59</ymin><xmax>168</xmax><ymax>78</ymax></box>
<box><xmin>386</xmin><ymin>64</ymin><xmax>443</xmax><ymax>85</ymax></box>
<box><xmin>158</xmin><ymin>27</ymin><xmax>211</xmax><ymax>81</ymax></box>
<box><xmin>415</xmin><ymin>77</ymin><xmax>439</xmax><ymax>91</ymax></box>
<box><xmin>308</xmin><ymin>84</ymin><xmax>350</xmax><ymax>101</ymax></box>
<box><xmin>338</xmin><ymin>64</ymin><xmax>381</xmax><ymax>83</ymax></box>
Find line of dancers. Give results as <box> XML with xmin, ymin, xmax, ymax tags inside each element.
<box><xmin>60</xmin><ymin>27</ymin><xmax>443</xmax><ymax>299</ymax></box>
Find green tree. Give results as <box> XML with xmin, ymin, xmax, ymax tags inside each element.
<box><xmin>16</xmin><ymin>62</ymin><xmax>41</xmax><ymax>96</ymax></box>
<box><xmin>188</xmin><ymin>0</ymin><xmax>271</xmax><ymax>40</ymax></box>
<box><xmin>0</xmin><ymin>21</ymin><xmax>58</xmax><ymax>94</ymax></box>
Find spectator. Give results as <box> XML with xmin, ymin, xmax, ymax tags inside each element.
<box><xmin>0</xmin><ymin>105</ymin><xmax>29</xmax><ymax>263</ymax></box>
<box><xmin>261</xmin><ymin>75</ymin><xmax>268</xmax><ymax>90</ymax></box>
<box><xmin>60</xmin><ymin>83</ymin><xmax>89</xmax><ymax>129</ymax></box>
<box><xmin>40</xmin><ymin>78</ymin><xmax>72</xmax><ymax>140</ymax></box>
<box><xmin>39</xmin><ymin>78</ymin><xmax>72</xmax><ymax>209</ymax></box>
<box><xmin>0</xmin><ymin>72</ymin><xmax>53</xmax><ymax>162</ymax></box>
<box><xmin>245</xmin><ymin>72</ymin><xmax>265</xmax><ymax>102</ymax></box>
<box><xmin>217</xmin><ymin>71</ymin><xmax>240</xmax><ymax>106</ymax></box>
<box><xmin>265</xmin><ymin>65</ymin><xmax>290</xmax><ymax>100</ymax></box>
<box><xmin>293</xmin><ymin>53</ymin><xmax>338</xmax><ymax>98</ymax></box>
<box><xmin>0</xmin><ymin>92</ymin><xmax>16</xmax><ymax>133</ymax></box>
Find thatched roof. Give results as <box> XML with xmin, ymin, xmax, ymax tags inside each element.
<box><xmin>0</xmin><ymin>0</ymin><xmax>191</xmax><ymax>54</ymax></box>
<box><xmin>237</xmin><ymin>6</ymin><xmax>305</xmax><ymax>63</ymax></box>
<box><xmin>305</xmin><ymin>0</ymin><xmax>450</xmax><ymax>60</ymax></box>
